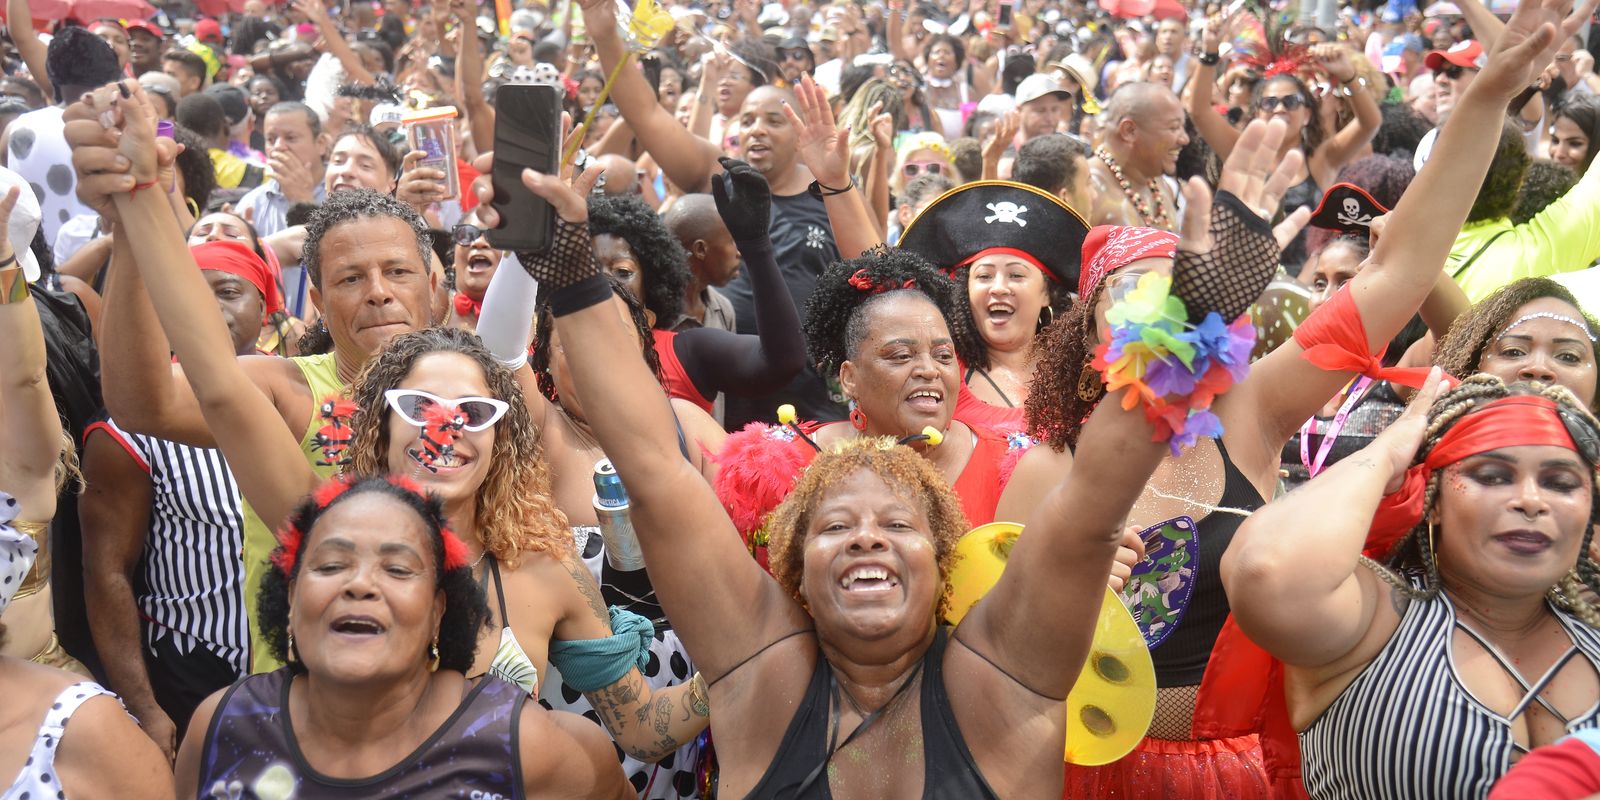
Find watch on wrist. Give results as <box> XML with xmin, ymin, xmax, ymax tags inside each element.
<box><xmin>1198</xmin><ymin>51</ymin><xmax>1220</xmax><ymax>66</ymax></box>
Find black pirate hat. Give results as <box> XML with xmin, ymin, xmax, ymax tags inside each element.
<box><xmin>898</xmin><ymin>180</ymin><xmax>1090</xmax><ymax>288</ymax></box>
<box><xmin>1309</xmin><ymin>183</ymin><xmax>1390</xmax><ymax>234</ymax></box>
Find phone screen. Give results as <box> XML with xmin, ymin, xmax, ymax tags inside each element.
<box><xmin>488</xmin><ymin>84</ymin><xmax>561</xmax><ymax>253</ymax></box>
<box><xmin>997</xmin><ymin>1</ymin><xmax>1014</xmax><ymax>28</ymax></box>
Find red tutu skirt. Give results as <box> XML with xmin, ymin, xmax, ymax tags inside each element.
<box><xmin>1063</xmin><ymin>734</ymin><xmax>1273</xmax><ymax>799</ymax></box>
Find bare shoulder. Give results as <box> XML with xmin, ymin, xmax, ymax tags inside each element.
<box><xmin>53</xmin><ymin>689</ymin><xmax>176</xmax><ymax>800</ymax></box>
<box><xmin>517</xmin><ymin>704</ymin><xmax>631</xmax><ymax>799</ymax></box>
<box><xmin>239</xmin><ymin>353</ymin><xmax>317</xmax><ymax>435</ymax></box>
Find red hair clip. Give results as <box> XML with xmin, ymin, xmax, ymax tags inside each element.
<box><xmin>847</xmin><ymin>269</ymin><xmax>916</xmax><ymax>295</ymax></box>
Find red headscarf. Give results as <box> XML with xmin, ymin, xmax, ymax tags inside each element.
<box><xmin>1078</xmin><ymin>225</ymin><xmax>1178</xmax><ymax>299</ymax></box>
<box><xmin>191</xmin><ymin>240</ymin><xmax>282</xmax><ymax>317</ymax></box>
<box><xmin>957</xmin><ymin>247</ymin><xmax>1058</xmax><ymax>284</ymax></box>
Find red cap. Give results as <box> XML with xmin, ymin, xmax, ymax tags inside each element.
<box><xmin>1423</xmin><ymin>39</ymin><xmax>1485</xmax><ymax>71</ymax></box>
<box><xmin>194</xmin><ymin>19</ymin><xmax>224</xmax><ymax>45</ymax></box>
<box><xmin>124</xmin><ymin>19</ymin><xmax>164</xmax><ymax>38</ymax></box>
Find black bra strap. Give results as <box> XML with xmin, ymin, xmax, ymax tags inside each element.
<box><xmin>704</xmin><ymin>627</ymin><xmax>814</xmax><ymax>688</ymax></box>
<box><xmin>488</xmin><ymin>556</ymin><xmax>510</xmax><ymax>625</ymax></box>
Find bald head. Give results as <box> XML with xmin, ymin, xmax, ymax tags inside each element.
<box><xmin>593</xmin><ymin>153</ymin><xmax>639</xmax><ymax>196</ymax></box>
<box><xmin>664</xmin><ymin>193</ymin><xmax>741</xmax><ymax>287</ymax></box>
<box><xmin>1103</xmin><ymin>81</ymin><xmax>1181</xmax><ymax>129</ymax></box>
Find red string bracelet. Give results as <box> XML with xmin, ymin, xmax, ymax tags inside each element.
<box><xmin>131</xmin><ymin>179</ymin><xmax>160</xmax><ymax>193</ymax></box>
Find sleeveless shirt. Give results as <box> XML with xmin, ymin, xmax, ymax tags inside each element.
<box><xmin>197</xmin><ymin>670</ymin><xmax>524</xmax><ymax>799</ymax></box>
<box><xmin>1300</xmin><ymin>584</ymin><xmax>1600</xmax><ymax>799</ymax></box>
<box><xmin>745</xmin><ymin>626</ymin><xmax>1000</xmax><ymax>799</ymax></box>
<box><xmin>652</xmin><ymin>329</ymin><xmax>714</xmax><ymax>414</ymax></box>
<box><xmin>244</xmin><ymin>353</ymin><xmax>343</xmax><ymax>673</ymax></box>
<box><xmin>2</xmin><ymin>681</ymin><xmax>114</xmax><ymax>800</ymax></box>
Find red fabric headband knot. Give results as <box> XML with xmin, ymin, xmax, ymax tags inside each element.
<box><xmin>1365</xmin><ymin>395</ymin><xmax>1580</xmax><ymax>557</ymax></box>
<box><xmin>1078</xmin><ymin>225</ymin><xmax>1178</xmax><ymax>299</ymax></box>
<box><xmin>848</xmin><ymin>269</ymin><xmax>915</xmax><ymax>295</ymax></box>
<box><xmin>272</xmin><ymin>475</ymin><xmax>472</xmax><ymax>576</ymax></box>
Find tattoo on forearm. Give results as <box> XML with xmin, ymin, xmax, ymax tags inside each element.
<box><xmin>563</xmin><ymin>556</ymin><xmax>610</xmax><ymax>622</ymax></box>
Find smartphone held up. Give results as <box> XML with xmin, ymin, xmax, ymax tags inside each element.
<box><xmin>488</xmin><ymin>83</ymin><xmax>562</xmax><ymax>254</ymax></box>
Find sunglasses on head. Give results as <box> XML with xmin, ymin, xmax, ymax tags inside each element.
<box><xmin>1258</xmin><ymin>94</ymin><xmax>1306</xmax><ymax>113</ymax></box>
<box><xmin>452</xmin><ymin>223</ymin><xmax>486</xmax><ymax>246</ymax></box>
<box><xmin>903</xmin><ymin>160</ymin><xmax>945</xmax><ymax>177</ymax></box>
<box><xmin>385</xmin><ymin>389</ymin><xmax>509</xmax><ymax>432</ymax></box>
<box><xmin>1433</xmin><ymin>63</ymin><xmax>1476</xmax><ymax>80</ymax></box>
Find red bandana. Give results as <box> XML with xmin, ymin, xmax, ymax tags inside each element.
<box><xmin>1078</xmin><ymin>225</ymin><xmax>1178</xmax><ymax>299</ymax></box>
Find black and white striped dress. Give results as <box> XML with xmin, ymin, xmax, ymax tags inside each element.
<box><xmin>89</xmin><ymin>420</ymin><xmax>250</xmax><ymax>673</ymax></box>
<box><xmin>1300</xmin><ymin>580</ymin><xmax>1600</xmax><ymax>800</ymax></box>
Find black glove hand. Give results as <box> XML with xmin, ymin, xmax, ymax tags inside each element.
<box><xmin>1171</xmin><ymin>190</ymin><xmax>1277</xmax><ymax>325</ymax></box>
<box><xmin>711</xmin><ymin>156</ymin><xmax>772</xmax><ymax>243</ymax></box>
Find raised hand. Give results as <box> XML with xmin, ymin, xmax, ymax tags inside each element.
<box><xmin>1367</xmin><ymin>367</ymin><xmax>1445</xmax><ymax>493</ymax></box>
<box><xmin>711</xmin><ymin>156</ymin><xmax>771</xmax><ymax>242</ymax></box>
<box><xmin>1176</xmin><ymin>118</ymin><xmax>1301</xmax><ymax>255</ymax></box>
<box><xmin>469</xmin><ymin>150</ymin><xmax>605</xmax><ymax>288</ymax></box>
<box><xmin>396</xmin><ymin>150</ymin><xmax>449</xmax><ymax>209</ymax></box>
<box><xmin>782</xmin><ymin>73</ymin><xmax>851</xmax><ymax>188</ymax></box>
<box><xmin>1310</xmin><ymin>43</ymin><xmax>1358</xmax><ymax>83</ymax></box>
<box><xmin>982</xmin><ymin>110</ymin><xmax>1019</xmax><ymax>166</ymax></box>
<box><xmin>867</xmin><ymin>101</ymin><xmax>894</xmax><ymax>152</ymax></box>
<box><xmin>1474</xmin><ymin>0</ymin><xmax>1599</xmax><ymax>99</ymax></box>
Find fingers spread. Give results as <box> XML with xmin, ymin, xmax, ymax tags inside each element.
<box><xmin>1177</xmin><ymin>176</ymin><xmax>1213</xmax><ymax>252</ymax></box>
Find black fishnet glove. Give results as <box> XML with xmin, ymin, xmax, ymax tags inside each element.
<box><xmin>515</xmin><ymin>216</ymin><xmax>602</xmax><ymax>291</ymax></box>
<box><xmin>1171</xmin><ymin>190</ymin><xmax>1279</xmax><ymax>325</ymax></box>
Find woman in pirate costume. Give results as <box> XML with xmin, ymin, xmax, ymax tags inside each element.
<box><xmin>898</xmin><ymin>180</ymin><xmax>1090</xmax><ymax>436</ymax></box>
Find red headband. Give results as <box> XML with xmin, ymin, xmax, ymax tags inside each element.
<box><xmin>1079</xmin><ymin>226</ymin><xmax>1178</xmax><ymax>299</ymax></box>
<box><xmin>271</xmin><ymin>476</ymin><xmax>472</xmax><ymax>576</ymax></box>
<box><xmin>192</xmin><ymin>240</ymin><xmax>282</xmax><ymax>316</ymax></box>
<box><xmin>1366</xmin><ymin>396</ymin><xmax>1580</xmax><ymax>556</ymax></box>
<box><xmin>957</xmin><ymin>247</ymin><xmax>1058</xmax><ymax>284</ymax></box>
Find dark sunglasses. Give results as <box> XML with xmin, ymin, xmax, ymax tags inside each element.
<box><xmin>1259</xmin><ymin>94</ymin><xmax>1306</xmax><ymax>113</ymax></box>
<box><xmin>1433</xmin><ymin>64</ymin><xmax>1477</xmax><ymax>80</ymax></box>
<box><xmin>452</xmin><ymin>223</ymin><xmax>486</xmax><ymax>246</ymax></box>
<box><xmin>780</xmin><ymin>48</ymin><xmax>811</xmax><ymax>62</ymax></box>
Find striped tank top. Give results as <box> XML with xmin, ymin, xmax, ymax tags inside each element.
<box><xmin>1300</xmin><ymin>582</ymin><xmax>1600</xmax><ymax>799</ymax></box>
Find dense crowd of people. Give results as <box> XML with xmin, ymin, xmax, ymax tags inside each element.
<box><xmin>6</xmin><ymin>0</ymin><xmax>1600</xmax><ymax>795</ymax></box>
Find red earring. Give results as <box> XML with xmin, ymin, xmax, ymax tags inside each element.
<box><xmin>849</xmin><ymin>402</ymin><xmax>868</xmax><ymax>431</ymax></box>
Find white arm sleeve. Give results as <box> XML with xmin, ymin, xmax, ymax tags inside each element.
<box><xmin>476</xmin><ymin>253</ymin><xmax>540</xmax><ymax>369</ymax></box>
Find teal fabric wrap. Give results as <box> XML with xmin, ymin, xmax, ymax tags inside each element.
<box><xmin>546</xmin><ymin>607</ymin><xmax>654</xmax><ymax>692</ymax></box>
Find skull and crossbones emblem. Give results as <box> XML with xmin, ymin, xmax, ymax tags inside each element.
<box><xmin>1336</xmin><ymin>197</ymin><xmax>1372</xmax><ymax>227</ymax></box>
<box><xmin>984</xmin><ymin>202</ymin><xmax>1029</xmax><ymax>226</ymax></box>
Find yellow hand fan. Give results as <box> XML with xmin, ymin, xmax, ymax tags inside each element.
<box><xmin>944</xmin><ymin>522</ymin><xmax>1156</xmax><ymax>766</ymax></box>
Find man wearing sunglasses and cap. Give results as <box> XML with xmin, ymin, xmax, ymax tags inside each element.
<box><xmin>776</xmin><ymin>35</ymin><xmax>815</xmax><ymax>85</ymax></box>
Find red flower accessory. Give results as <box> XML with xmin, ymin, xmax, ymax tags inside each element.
<box><xmin>847</xmin><ymin>269</ymin><xmax>916</xmax><ymax>294</ymax></box>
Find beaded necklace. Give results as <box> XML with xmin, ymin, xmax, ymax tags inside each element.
<box><xmin>1096</xmin><ymin>147</ymin><xmax>1172</xmax><ymax>230</ymax></box>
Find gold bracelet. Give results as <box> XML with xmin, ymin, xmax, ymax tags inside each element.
<box><xmin>0</xmin><ymin>263</ymin><xmax>29</xmax><ymax>305</ymax></box>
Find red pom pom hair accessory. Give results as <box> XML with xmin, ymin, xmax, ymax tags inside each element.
<box><xmin>847</xmin><ymin>269</ymin><xmax>916</xmax><ymax>295</ymax></box>
<box><xmin>313</xmin><ymin>395</ymin><xmax>359</xmax><ymax>467</ymax></box>
<box><xmin>272</xmin><ymin>474</ymin><xmax>472</xmax><ymax>576</ymax></box>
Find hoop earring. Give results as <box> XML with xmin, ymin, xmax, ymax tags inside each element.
<box><xmin>1037</xmin><ymin>305</ymin><xmax>1055</xmax><ymax>332</ymax></box>
<box><xmin>848</xmin><ymin>399</ymin><xmax>868</xmax><ymax>431</ymax></box>
<box><xmin>428</xmin><ymin>637</ymin><xmax>441</xmax><ymax>673</ymax></box>
<box><xmin>1076</xmin><ymin>358</ymin><xmax>1102</xmax><ymax>403</ymax></box>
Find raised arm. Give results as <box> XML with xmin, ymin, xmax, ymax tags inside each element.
<box><xmin>476</xmin><ymin>161</ymin><xmax>809</xmax><ymax>680</ymax></box>
<box><xmin>295</xmin><ymin>0</ymin><xmax>379</xmax><ymax>86</ymax></box>
<box><xmin>0</xmin><ymin>188</ymin><xmax>59</xmax><ymax>519</ymax></box>
<box><xmin>1185</xmin><ymin>15</ymin><xmax>1243</xmax><ymax>162</ymax></box>
<box><xmin>1223</xmin><ymin>369</ymin><xmax>1443</xmax><ymax>667</ymax></box>
<box><xmin>451</xmin><ymin>0</ymin><xmax>495</xmax><ymax>156</ymax></box>
<box><xmin>577</xmin><ymin>0</ymin><xmax>720</xmax><ymax>193</ymax></box>
<box><xmin>1309</xmin><ymin>45</ymin><xmax>1382</xmax><ymax>176</ymax></box>
<box><xmin>674</xmin><ymin>159</ymin><xmax>805</xmax><ymax>398</ymax></box>
<box><xmin>1233</xmin><ymin>0</ymin><xmax>1596</xmax><ymax>456</ymax></box>
<box><xmin>5</xmin><ymin>0</ymin><xmax>50</xmax><ymax>104</ymax></box>
<box><xmin>76</xmin><ymin>81</ymin><xmax>321</xmax><ymax>531</ymax></box>
<box><xmin>787</xmin><ymin>75</ymin><xmax>883</xmax><ymax>259</ymax></box>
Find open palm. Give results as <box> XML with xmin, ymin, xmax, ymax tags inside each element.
<box><xmin>1478</xmin><ymin>0</ymin><xmax>1599</xmax><ymax>96</ymax></box>
<box><xmin>783</xmin><ymin>74</ymin><xmax>851</xmax><ymax>188</ymax></box>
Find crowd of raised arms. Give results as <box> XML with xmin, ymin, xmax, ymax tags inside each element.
<box><xmin>9</xmin><ymin>0</ymin><xmax>1600</xmax><ymax>796</ymax></box>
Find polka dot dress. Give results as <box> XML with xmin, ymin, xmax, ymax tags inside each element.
<box><xmin>538</xmin><ymin>527</ymin><xmax>702</xmax><ymax>799</ymax></box>
<box><xmin>2</xmin><ymin>681</ymin><xmax>114</xmax><ymax>800</ymax></box>
<box><xmin>0</xmin><ymin>492</ymin><xmax>38</xmax><ymax>614</ymax></box>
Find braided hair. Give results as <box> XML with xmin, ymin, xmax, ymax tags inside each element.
<box><xmin>802</xmin><ymin>246</ymin><xmax>984</xmax><ymax>379</ymax></box>
<box><xmin>1432</xmin><ymin>278</ymin><xmax>1600</xmax><ymax>410</ymax></box>
<box><xmin>258</xmin><ymin>475</ymin><xmax>492</xmax><ymax>674</ymax></box>
<box><xmin>1364</xmin><ymin>374</ymin><xmax>1600</xmax><ymax>627</ymax></box>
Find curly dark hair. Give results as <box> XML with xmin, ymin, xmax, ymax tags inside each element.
<box><xmin>1024</xmin><ymin>276</ymin><xmax>1109</xmax><ymax>452</ymax></box>
<box><xmin>802</xmin><ymin>246</ymin><xmax>984</xmax><ymax>378</ymax></box>
<box><xmin>258</xmin><ymin>475</ymin><xmax>492</xmax><ymax>675</ymax></box>
<box><xmin>1433</xmin><ymin>277</ymin><xmax>1600</xmax><ymax>409</ymax></box>
<box><xmin>1467</xmin><ymin>119</ymin><xmax>1531</xmax><ymax>224</ymax></box>
<box><xmin>587</xmin><ymin>194</ymin><xmax>689</xmax><ymax>330</ymax></box>
<box><xmin>1308</xmin><ymin>154</ymin><xmax>1414</xmax><ymax>255</ymax></box>
<box><xmin>530</xmin><ymin>274</ymin><xmax>663</xmax><ymax>405</ymax></box>
<box><xmin>1365</xmin><ymin>375</ymin><xmax>1600</xmax><ymax>627</ymax></box>
<box><xmin>922</xmin><ymin>33</ymin><xmax>965</xmax><ymax>69</ymax></box>
<box><xmin>332</xmin><ymin>124</ymin><xmax>404</xmax><ymax>184</ymax></box>
<box><xmin>172</xmin><ymin>125</ymin><xmax>218</xmax><ymax>214</ymax></box>
<box><xmin>1512</xmin><ymin>159</ymin><xmax>1578</xmax><ymax>226</ymax></box>
<box><xmin>303</xmin><ymin>188</ymin><xmax>431</xmax><ymax>290</ymax></box>
<box><xmin>1371</xmin><ymin>102</ymin><xmax>1431</xmax><ymax>162</ymax></box>
<box><xmin>766</xmin><ymin>438</ymin><xmax>970</xmax><ymax>619</ymax></box>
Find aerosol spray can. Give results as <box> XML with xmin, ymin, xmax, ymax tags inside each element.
<box><xmin>593</xmin><ymin>458</ymin><xmax>646</xmax><ymax>571</ymax></box>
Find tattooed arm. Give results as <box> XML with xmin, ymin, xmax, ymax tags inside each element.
<box><xmin>551</xmin><ymin>554</ymin><xmax>712</xmax><ymax>762</ymax></box>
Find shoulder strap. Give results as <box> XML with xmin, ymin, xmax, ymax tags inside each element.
<box><xmin>1448</xmin><ymin>229</ymin><xmax>1514</xmax><ymax>280</ymax></box>
<box><xmin>488</xmin><ymin>556</ymin><xmax>510</xmax><ymax>624</ymax></box>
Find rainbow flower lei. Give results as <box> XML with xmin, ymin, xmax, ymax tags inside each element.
<box><xmin>1092</xmin><ymin>272</ymin><xmax>1256</xmax><ymax>456</ymax></box>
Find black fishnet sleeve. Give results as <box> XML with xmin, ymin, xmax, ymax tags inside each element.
<box><xmin>516</xmin><ymin>217</ymin><xmax>608</xmax><ymax>315</ymax></box>
<box><xmin>1171</xmin><ymin>190</ymin><xmax>1280</xmax><ymax>325</ymax></box>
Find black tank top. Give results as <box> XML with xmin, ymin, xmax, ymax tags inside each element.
<box><xmin>1149</xmin><ymin>438</ymin><xmax>1266</xmax><ymax>687</ymax></box>
<box><xmin>745</xmin><ymin>626</ymin><xmax>1000</xmax><ymax>799</ymax></box>
<box><xmin>196</xmin><ymin>668</ymin><xmax>525</xmax><ymax>798</ymax></box>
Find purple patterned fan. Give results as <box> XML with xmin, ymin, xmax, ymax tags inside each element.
<box><xmin>1119</xmin><ymin>516</ymin><xmax>1199</xmax><ymax>649</ymax></box>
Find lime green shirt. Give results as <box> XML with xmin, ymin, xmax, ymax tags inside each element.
<box><xmin>1447</xmin><ymin>155</ymin><xmax>1600</xmax><ymax>302</ymax></box>
<box><xmin>244</xmin><ymin>352</ymin><xmax>343</xmax><ymax>673</ymax></box>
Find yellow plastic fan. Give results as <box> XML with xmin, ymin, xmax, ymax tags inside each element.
<box><xmin>944</xmin><ymin>522</ymin><xmax>1156</xmax><ymax>766</ymax></box>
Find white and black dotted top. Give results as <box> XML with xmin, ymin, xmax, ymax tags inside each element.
<box><xmin>1</xmin><ymin>681</ymin><xmax>114</xmax><ymax>800</ymax></box>
<box><xmin>0</xmin><ymin>492</ymin><xmax>38</xmax><ymax>617</ymax></box>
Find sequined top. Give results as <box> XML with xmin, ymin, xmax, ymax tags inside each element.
<box><xmin>11</xmin><ymin>519</ymin><xmax>49</xmax><ymax>599</ymax></box>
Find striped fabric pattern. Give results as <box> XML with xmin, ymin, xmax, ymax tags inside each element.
<box><xmin>1300</xmin><ymin>584</ymin><xmax>1600</xmax><ymax>800</ymax></box>
<box><xmin>96</xmin><ymin>420</ymin><xmax>250</xmax><ymax>674</ymax></box>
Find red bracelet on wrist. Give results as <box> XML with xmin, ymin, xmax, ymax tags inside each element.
<box><xmin>131</xmin><ymin>179</ymin><xmax>160</xmax><ymax>193</ymax></box>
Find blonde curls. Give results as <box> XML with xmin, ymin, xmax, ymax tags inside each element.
<box><xmin>765</xmin><ymin>438</ymin><xmax>970</xmax><ymax>620</ymax></box>
<box><xmin>346</xmin><ymin>327</ymin><xmax>571</xmax><ymax>565</ymax></box>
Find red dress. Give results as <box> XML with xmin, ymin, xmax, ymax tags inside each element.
<box><xmin>651</xmin><ymin>329</ymin><xmax>713</xmax><ymax>414</ymax></box>
<box><xmin>954</xmin><ymin>380</ymin><xmax>1025</xmax><ymax>437</ymax></box>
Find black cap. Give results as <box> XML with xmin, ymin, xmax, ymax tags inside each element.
<box><xmin>46</xmin><ymin>26</ymin><xmax>122</xmax><ymax>103</ymax></box>
<box><xmin>1309</xmin><ymin>183</ymin><xmax>1389</xmax><ymax>234</ymax></box>
<box><xmin>899</xmin><ymin>180</ymin><xmax>1090</xmax><ymax>289</ymax></box>
<box><xmin>204</xmin><ymin>84</ymin><xmax>250</xmax><ymax>125</ymax></box>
